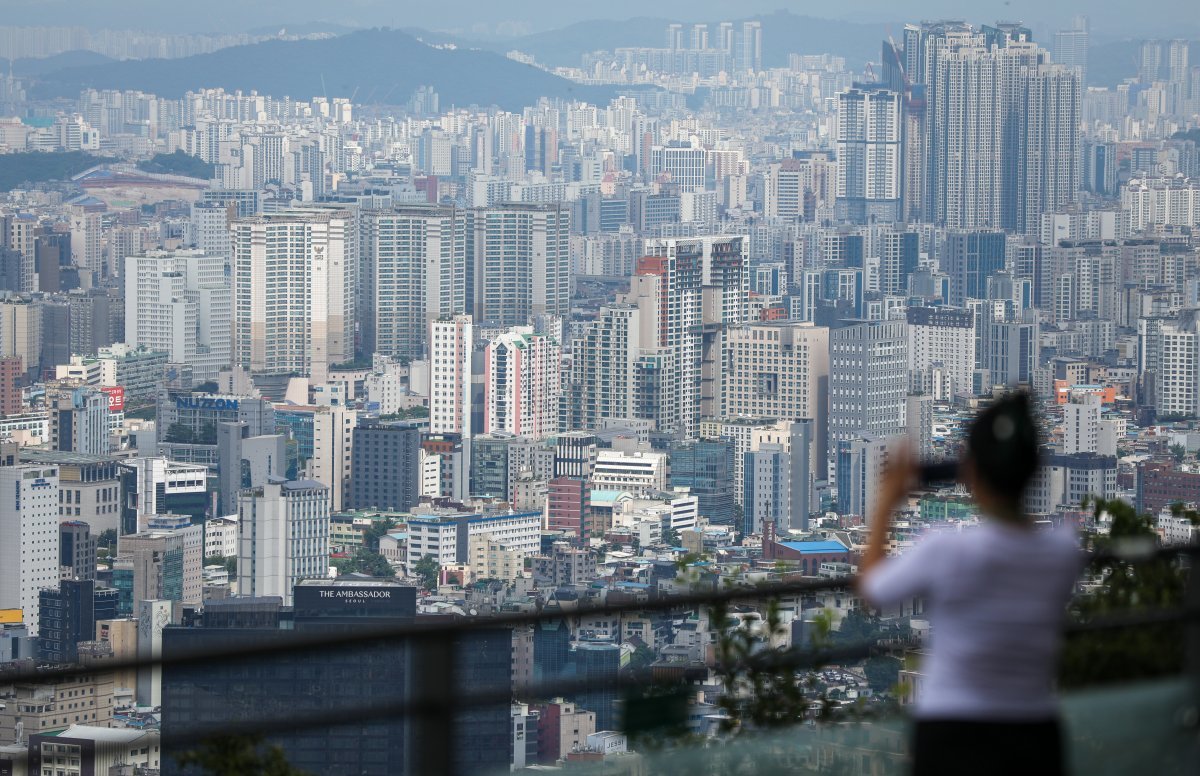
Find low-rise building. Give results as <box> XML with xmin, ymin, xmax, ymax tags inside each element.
<box><xmin>406</xmin><ymin>508</ymin><xmax>541</xmax><ymax>570</ymax></box>
<box><xmin>0</xmin><ymin>674</ymin><xmax>116</xmax><ymax>745</ymax></box>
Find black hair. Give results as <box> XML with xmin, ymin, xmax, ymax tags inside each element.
<box><xmin>967</xmin><ymin>392</ymin><xmax>1040</xmax><ymax>503</ymax></box>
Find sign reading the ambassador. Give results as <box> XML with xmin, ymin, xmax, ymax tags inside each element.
<box><xmin>317</xmin><ymin>589</ymin><xmax>394</xmax><ymax>600</ymax></box>
<box><xmin>293</xmin><ymin>584</ymin><xmax>416</xmax><ymax>621</ymax></box>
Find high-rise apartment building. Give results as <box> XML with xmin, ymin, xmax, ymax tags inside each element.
<box><xmin>1053</xmin><ymin>16</ymin><xmax>1089</xmax><ymax>87</ymax></box>
<box><xmin>835</xmin><ymin>86</ymin><xmax>902</xmax><ymax>223</ymax></box>
<box><xmin>349</xmin><ymin>420</ymin><xmax>421</xmax><ymax>511</ymax></box>
<box><xmin>879</xmin><ymin>230</ymin><xmax>920</xmax><ymax>295</ymax></box>
<box><xmin>430</xmin><ymin>315</ymin><xmax>475</xmax><ymax>439</ymax></box>
<box><xmin>6</xmin><ymin>213</ymin><xmax>39</xmax><ymax>292</ymax></box>
<box><xmin>1153</xmin><ymin>310</ymin><xmax>1200</xmax><ymax>419</ymax></box>
<box><xmin>0</xmin><ymin>464</ymin><xmax>60</xmax><ymax>636</ymax></box>
<box><xmin>0</xmin><ymin>294</ymin><xmax>42</xmax><ymax>377</ymax></box>
<box><xmin>563</xmin><ymin>301</ymin><xmax>674</xmax><ymax>436</ymax></box>
<box><xmin>828</xmin><ymin>320</ymin><xmax>908</xmax><ymax>480</ymax></box>
<box><xmin>469</xmin><ymin>204</ymin><xmax>569</xmax><ymax>327</ymax></box>
<box><xmin>734</xmin><ymin>20</ymin><xmax>762</xmax><ymax>71</ymax></box>
<box><xmin>906</xmin><ymin>306</ymin><xmax>976</xmax><ymax>399</ymax></box>
<box><xmin>722</xmin><ymin>321</ymin><xmax>830</xmax><ymax>462</ymax></box>
<box><xmin>124</xmin><ymin>250</ymin><xmax>231</xmax><ymax>383</ymax></box>
<box><xmin>483</xmin><ymin>326</ymin><xmax>561</xmax><ymax>439</ymax></box>
<box><xmin>943</xmin><ymin>231</ymin><xmax>1006</xmax><ymax>307</ymax></box>
<box><xmin>360</xmin><ymin>206</ymin><xmax>467</xmax><ymax>361</ymax></box>
<box><xmin>310</xmin><ymin>407</ymin><xmax>357</xmax><ymax>513</ymax></box>
<box><xmin>231</xmin><ymin>207</ymin><xmax>356</xmax><ymax>383</ymax></box>
<box><xmin>640</xmin><ymin>235</ymin><xmax>749</xmax><ymax>437</ymax></box>
<box><xmin>918</xmin><ymin>28</ymin><xmax>1079</xmax><ymax>233</ymax></box>
<box><xmin>49</xmin><ymin>387</ymin><xmax>109</xmax><ymax>456</ymax></box>
<box><xmin>189</xmin><ymin>201</ymin><xmax>235</xmax><ymax>260</ymax></box>
<box><xmin>237</xmin><ymin>479</ymin><xmax>330</xmax><ymax>607</ymax></box>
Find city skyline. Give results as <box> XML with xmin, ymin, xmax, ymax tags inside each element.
<box><xmin>0</xmin><ymin>5</ymin><xmax>1198</xmax><ymax>775</ymax></box>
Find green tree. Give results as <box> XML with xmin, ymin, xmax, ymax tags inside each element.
<box><xmin>0</xmin><ymin>151</ymin><xmax>112</xmax><ymax>191</ymax></box>
<box><xmin>1060</xmin><ymin>497</ymin><xmax>1196</xmax><ymax>687</ymax></box>
<box><xmin>204</xmin><ymin>555</ymin><xmax>237</xmax><ymax>577</ymax></box>
<box><xmin>361</xmin><ymin>518</ymin><xmax>398</xmax><ymax>552</ymax></box>
<box><xmin>629</xmin><ymin>644</ymin><xmax>657</xmax><ymax>671</ymax></box>
<box><xmin>379</xmin><ymin>406</ymin><xmax>429</xmax><ymax>421</ymax></box>
<box><xmin>333</xmin><ymin>548</ymin><xmax>395</xmax><ymax>578</ymax></box>
<box><xmin>710</xmin><ymin>599</ymin><xmax>809</xmax><ymax>734</ymax></box>
<box><xmin>831</xmin><ymin>608</ymin><xmax>881</xmax><ymax>646</ymax></box>
<box><xmin>1169</xmin><ymin>443</ymin><xmax>1188</xmax><ymax>463</ymax></box>
<box><xmin>863</xmin><ymin>655</ymin><xmax>901</xmax><ymax>694</ymax></box>
<box><xmin>136</xmin><ymin>150</ymin><xmax>216</xmax><ymax>179</ymax></box>
<box><xmin>175</xmin><ymin>734</ymin><xmax>310</xmax><ymax>775</ymax></box>
<box><xmin>413</xmin><ymin>554</ymin><xmax>439</xmax><ymax>590</ymax></box>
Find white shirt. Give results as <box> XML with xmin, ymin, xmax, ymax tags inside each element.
<box><xmin>861</xmin><ymin>521</ymin><xmax>1082</xmax><ymax>720</ymax></box>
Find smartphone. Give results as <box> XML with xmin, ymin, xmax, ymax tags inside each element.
<box><xmin>919</xmin><ymin>460</ymin><xmax>959</xmax><ymax>484</ymax></box>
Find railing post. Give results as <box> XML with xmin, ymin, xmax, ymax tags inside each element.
<box><xmin>409</xmin><ymin>632</ymin><xmax>456</xmax><ymax>775</ymax></box>
<box><xmin>1188</xmin><ymin>545</ymin><xmax>1200</xmax><ymax>693</ymax></box>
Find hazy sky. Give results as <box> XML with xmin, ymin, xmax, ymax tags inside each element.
<box><xmin>2</xmin><ymin>0</ymin><xmax>1194</xmax><ymax>41</ymax></box>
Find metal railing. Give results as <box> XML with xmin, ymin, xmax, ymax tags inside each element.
<box><xmin>2</xmin><ymin>541</ymin><xmax>1197</xmax><ymax>774</ymax></box>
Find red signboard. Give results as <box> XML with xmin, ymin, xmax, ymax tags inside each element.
<box><xmin>101</xmin><ymin>386</ymin><xmax>125</xmax><ymax>412</ymax></box>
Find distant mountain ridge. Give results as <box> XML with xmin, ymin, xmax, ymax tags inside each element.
<box><xmin>7</xmin><ymin>50</ymin><xmax>115</xmax><ymax>77</ymax></box>
<box><xmin>29</xmin><ymin>28</ymin><xmax>620</xmax><ymax>110</ymax></box>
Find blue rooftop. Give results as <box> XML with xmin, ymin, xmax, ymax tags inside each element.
<box><xmin>778</xmin><ymin>540</ymin><xmax>849</xmax><ymax>554</ymax></box>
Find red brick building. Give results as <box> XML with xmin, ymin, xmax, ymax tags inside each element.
<box><xmin>0</xmin><ymin>356</ymin><xmax>22</xmax><ymax>415</ymax></box>
<box><xmin>1136</xmin><ymin>460</ymin><xmax>1200</xmax><ymax>514</ymax></box>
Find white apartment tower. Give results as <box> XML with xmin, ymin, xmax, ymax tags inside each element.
<box><xmin>722</xmin><ymin>321</ymin><xmax>830</xmax><ymax>463</ymax></box>
<box><xmin>310</xmin><ymin>407</ymin><xmax>357</xmax><ymax>513</ymax></box>
<box><xmin>430</xmin><ymin>315</ymin><xmax>475</xmax><ymax>437</ymax></box>
<box><xmin>905</xmin><ymin>306</ymin><xmax>976</xmax><ymax>400</ymax></box>
<box><xmin>927</xmin><ymin>32</ymin><xmax>1079</xmax><ymax>234</ymax></box>
<box><xmin>483</xmin><ymin>326</ymin><xmax>561</xmax><ymax>439</ymax></box>
<box><xmin>237</xmin><ymin>479</ymin><xmax>330</xmax><ymax>607</ymax></box>
<box><xmin>361</xmin><ymin>206</ymin><xmax>467</xmax><ymax>361</ymax></box>
<box><xmin>836</xmin><ymin>86</ymin><xmax>902</xmax><ymax>223</ymax></box>
<box><xmin>190</xmin><ymin>201</ymin><xmax>235</xmax><ymax>260</ymax></box>
<box><xmin>1154</xmin><ymin>311</ymin><xmax>1200</xmax><ymax>419</ymax></box>
<box><xmin>5</xmin><ymin>214</ymin><xmax>38</xmax><ymax>293</ymax></box>
<box><xmin>563</xmin><ymin>301</ymin><xmax>674</xmax><ymax>435</ymax></box>
<box><xmin>0</xmin><ymin>464</ymin><xmax>60</xmax><ymax>636</ymax></box>
<box><xmin>829</xmin><ymin>319</ymin><xmax>908</xmax><ymax>479</ymax></box>
<box><xmin>231</xmin><ymin>207</ymin><xmax>356</xmax><ymax>383</ymax></box>
<box><xmin>124</xmin><ymin>250</ymin><xmax>232</xmax><ymax>383</ymax></box>
<box><xmin>469</xmin><ymin>203</ymin><xmax>569</xmax><ymax>327</ymax></box>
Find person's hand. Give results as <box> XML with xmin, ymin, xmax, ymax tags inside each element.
<box><xmin>879</xmin><ymin>444</ymin><xmax>917</xmax><ymax>510</ymax></box>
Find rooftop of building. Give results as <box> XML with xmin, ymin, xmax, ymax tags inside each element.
<box><xmin>407</xmin><ymin>509</ymin><xmax>542</xmax><ymax>525</ymax></box>
<box><xmin>297</xmin><ymin>576</ymin><xmax>408</xmax><ymax>588</ymax></box>
<box><xmin>52</xmin><ymin>724</ymin><xmax>155</xmax><ymax>744</ymax></box>
<box><xmin>19</xmin><ymin>449</ymin><xmax>117</xmax><ymax>466</ymax></box>
<box><xmin>777</xmin><ymin>540</ymin><xmax>851</xmax><ymax>554</ymax></box>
